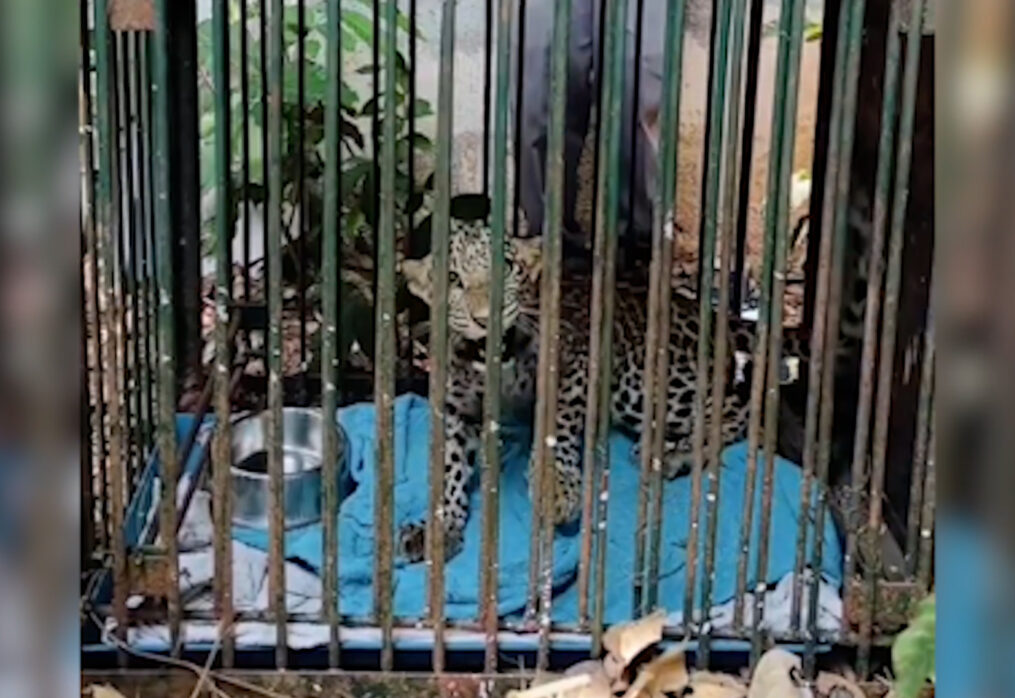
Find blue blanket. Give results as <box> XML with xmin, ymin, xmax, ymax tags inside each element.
<box><xmin>236</xmin><ymin>394</ymin><xmax>841</xmax><ymax>623</ymax></box>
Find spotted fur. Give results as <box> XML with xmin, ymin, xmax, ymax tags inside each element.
<box><xmin>397</xmin><ymin>220</ymin><xmax>810</xmax><ymax>562</ymax></box>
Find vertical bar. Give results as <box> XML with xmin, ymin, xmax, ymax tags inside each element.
<box><xmin>297</xmin><ymin>0</ymin><xmax>308</xmax><ymax>366</ymax></box>
<box><xmin>731</xmin><ymin>0</ymin><xmax>765</xmax><ymax>314</ymax></box>
<box><xmin>905</xmin><ymin>308</ymin><xmax>934</xmax><ymax>575</ymax></box>
<box><xmin>152</xmin><ymin>0</ymin><xmax>182</xmax><ymax>656</ymax></box>
<box><xmin>482</xmin><ymin>0</ymin><xmax>493</xmax><ymax>197</ymax></box>
<box><xmin>426</xmin><ymin>0</ymin><xmax>456</xmax><ymax>673</ymax></box>
<box><xmin>684</xmin><ymin>0</ymin><xmax>733</xmax><ymax>643</ymax></box>
<box><xmin>211</xmin><ymin>0</ymin><xmax>235</xmax><ymax>669</ymax></box>
<box><xmin>700</xmin><ymin>0</ymin><xmax>751</xmax><ymax>665</ymax></box>
<box><xmin>582</xmin><ymin>0</ymin><xmax>628</xmax><ymax>655</ymax></box>
<box><xmin>81</xmin><ymin>0</ymin><xmax>109</xmax><ymax>553</ymax></box>
<box><xmin>511</xmin><ymin>0</ymin><xmax>527</xmax><ymax>238</ymax></box>
<box><xmin>625</xmin><ymin>0</ymin><xmax>645</xmax><ymax>245</ymax></box>
<box><xmin>408</xmin><ymin>0</ymin><xmax>418</xmax><ymax>254</ymax></box>
<box><xmin>841</xmin><ymin>0</ymin><xmax>902</xmax><ymax>621</ymax></box>
<box><xmin>916</xmin><ymin>405</ymin><xmax>935</xmax><ymax>592</ymax></box>
<box><xmin>480</xmin><ymin>0</ymin><xmax>513</xmax><ymax>672</ymax></box>
<box><xmin>79</xmin><ymin>0</ymin><xmax>99</xmax><ymax>565</ymax></box>
<box><xmin>532</xmin><ymin>0</ymin><xmax>571</xmax><ymax>672</ymax></box>
<box><xmin>636</xmin><ymin>0</ymin><xmax>686</xmax><ymax>618</ymax></box>
<box><xmin>132</xmin><ymin>32</ymin><xmax>154</xmax><ymax>461</ymax></box>
<box><xmin>241</xmin><ymin>0</ymin><xmax>252</xmax><ymax>298</ymax></box>
<box><xmin>804</xmin><ymin>0</ymin><xmax>865</xmax><ymax>666</ymax></box>
<box><xmin>374</xmin><ymin>0</ymin><xmax>400</xmax><ymax>672</ymax></box>
<box><xmin>322</xmin><ymin>0</ymin><xmax>344</xmax><ymax>669</ymax></box>
<box><xmin>858</xmin><ymin>0</ymin><xmax>925</xmax><ymax>676</ymax></box>
<box><xmin>260</xmin><ymin>0</ymin><xmax>270</xmax><ymax>304</ymax></box>
<box><xmin>94</xmin><ymin>0</ymin><xmax>129</xmax><ymax>659</ymax></box>
<box><xmin>749</xmin><ymin>0</ymin><xmax>821</xmax><ymax>660</ymax></box>
<box><xmin>266</xmin><ymin>0</ymin><xmax>289</xmax><ymax>667</ymax></box>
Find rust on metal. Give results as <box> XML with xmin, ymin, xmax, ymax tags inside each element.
<box><xmin>109</xmin><ymin>0</ymin><xmax>155</xmax><ymax>32</ymax></box>
<box><xmin>126</xmin><ymin>552</ymin><xmax>172</xmax><ymax>598</ymax></box>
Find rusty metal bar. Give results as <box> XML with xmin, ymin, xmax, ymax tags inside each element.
<box><xmin>636</xmin><ymin>0</ymin><xmax>687</xmax><ymax>618</ymax></box>
<box><xmin>905</xmin><ymin>307</ymin><xmax>934</xmax><ymax>577</ymax></box>
<box><xmin>840</xmin><ymin>0</ymin><xmax>902</xmax><ymax>626</ymax></box>
<box><xmin>266</xmin><ymin>0</ymin><xmax>288</xmax><ymax>667</ymax></box>
<box><xmin>511</xmin><ymin>0</ymin><xmax>527</xmax><ymax>238</ymax></box>
<box><xmin>426</xmin><ymin>0</ymin><xmax>456</xmax><ymax>673</ymax></box>
<box><xmin>582</xmin><ymin>0</ymin><xmax>628</xmax><ymax>655</ymax></box>
<box><xmin>749</xmin><ymin>0</ymin><xmax>837</xmax><ymax>663</ymax></box>
<box><xmin>481</xmin><ymin>0</ymin><xmax>513</xmax><ymax>672</ymax></box>
<box><xmin>804</xmin><ymin>1</ymin><xmax>869</xmax><ymax>674</ymax></box>
<box><xmin>859</xmin><ymin>0</ymin><xmax>925</xmax><ymax>676</ymax></box>
<box><xmin>99</xmin><ymin>0</ymin><xmax>127</xmax><ymax>603</ymax></box>
<box><xmin>645</xmin><ymin>0</ymin><xmax>686</xmax><ymax>612</ymax></box>
<box><xmin>241</xmin><ymin>0</ymin><xmax>252</xmax><ymax>297</ymax></box>
<box><xmin>685</xmin><ymin>0</ymin><xmax>733</xmax><ymax>645</ymax></box>
<box><xmin>917</xmin><ymin>405</ymin><xmax>935</xmax><ymax>592</ymax></box>
<box><xmin>374</xmin><ymin>0</ymin><xmax>400</xmax><ymax>672</ymax></box>
<box><xmin>151</xmin><ymin>0</ymin><xmax>183</xmax><ymax>656</ymax></box>
<box><xmin>532</xmin><ymin>0</ymin><xmax>571</xmax><ymax>672</ymax></box>
<box><xmin>211</xmin><ymin>0</ymin><xmax>235</xmax><ymax>668</ymax></box>
<box><xmin>322</xmin><ymin>0</ymin><xmax>344</xmax><ymax>670</ymax></box>
<box><xmin>700</xmin><ymin>0</ymin><xmax>751</xmax><ymax>666</ymax></box>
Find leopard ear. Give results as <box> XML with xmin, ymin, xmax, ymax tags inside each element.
<box><xmin>511</xmin><ymin>237</ymin><xmax>542</xmax><ymax>283</ymax></box>
<box><xmin>400</xmin><ymin>254</ymin><xmax>431</xmax><ymax>287</ymax></box>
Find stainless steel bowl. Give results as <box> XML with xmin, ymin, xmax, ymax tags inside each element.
<box><xmin>230</xmin><ymin>408</ymin><xmax>347</xmax><ymax>530</ymax></box>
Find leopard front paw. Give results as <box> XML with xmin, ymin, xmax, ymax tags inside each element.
<box><xmin>397</xmin><ymin>522</ymin><xmax>428</xmax><ymax>563</ymax></box>
<box><xmin>396</xmin><ymin>520</ymin><xmax>465</xmax><ymax>563</ymax></box>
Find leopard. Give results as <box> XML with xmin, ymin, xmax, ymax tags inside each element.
<box><xmin>395</xmin><ymin>219</ymin><xmax>812</xmax><ymax>563</ymax></box>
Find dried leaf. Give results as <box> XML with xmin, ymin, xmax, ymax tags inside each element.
<box><xmin>507</xmin><ymin>671</ymin><xmax>610</xmax><ymax>698</ymax></box>
<box><xmin>687</xmin><ymin>672</ymin><xmax>749</xmax><ymax>698</ymax></box>
<box><xmin>748</xmin><ymin>649</ymin><xmax>810</xmax><ymax>698</ymax></box>
<box><xmin>602</xmin><ymin>611</ymin><xmax>666</xmax><ymax>667</ymax></box>
<box><xmin>635</xmin><ymin>646</ymin><xmax>690</xmax><ymax>697</ymax></box>
<box><xmin>84</xmin><ymin>686</ymin><xmax>128</xmax><ymax>698</ymax></box>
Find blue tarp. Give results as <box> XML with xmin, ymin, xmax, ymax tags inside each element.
<box><xmin>235</xmin><ymin>394</ymin><xmax>842</xmax><ymax>623</ymax></box>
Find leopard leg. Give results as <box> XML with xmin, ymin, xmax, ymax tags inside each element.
<box><xmin>398</xmin><ymin>368</ymin><xmax>481</xmax><ymax>563</ymax></box>
<box><xmin>548</xmin><ymin>341</ymin><xmax>588</xmax><ymax>526</ymax></box>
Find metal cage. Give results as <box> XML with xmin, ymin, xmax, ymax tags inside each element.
<box><xmin>80</xmin><ymin>0</ymin><xmax>935</xmax><ymax>687</ymax></box>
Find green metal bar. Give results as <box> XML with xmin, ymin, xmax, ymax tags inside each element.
<box><xmin>858</xmin><ymin>0</ymin><xmax>925</xmax><ymax>676</ymax></box>
<box><xmin>480</xmin><ymin>0</ymin><xmax>513</xmax><ymax>672</ymax></box>
<box><xmin>374</xmin><ymin>0</ymin><xmax>399</xmax><ymax>672</ymax></box>
<box><xmin>917</xmin><ymin>403</ymin><xmax>935</xmax><ymax>592</ymax></box>
<box><xmin>699</xmin><ymin>0</ymin><xmax>752</xmax><ymax>665</ymax></box>
<box><xmin>266</xmin><ymin>0</ymin><xmax>288</xmax><ymax>667</ymax></box>
<box><xmin>905</xmin><ymin>305</ymin><xmax>934</xmax><ymax>577</ymax></box>
<box><xmin>582</xmin><ymin>0</ymin><xmax>628</xmax><ymax>654</ymax></box>
<box><xmin>841</xmin><ymin>0</ymin><xmax>902</xmax><ymax>628</ymax></box>
<box><xmin>211</xmin><ymin>0</ymin><xmax>235</xmax><ymax>668</ymax></box>
<box><xmin>426</xmin><ymin>0</ymin><xmax>455</xmax><ymax>673</ymax></box>
<box><xmin>804</xmin><ymin>0</ymin><xmax>867</xmax><ymax>673</ymax></box>
<box><xmin>733</xmin><ymin>0</ymin><xmax>796</xmax><ymax>631</ymax></box>
<box><xmin>93</xmin><ymin>0</ymin><xmax>130</xmax><ymax>661</ymax></box>
<box><xmin>750</xmin><ymin>0</ymin><xmax>840</xmax><ymax>664</ymax></box>
<box><xmin>685</xmin><ymin>0</ymin><xmax>732</xmax><ymax>647</ymax></box>
<box><xmin>533</xmin><ymin>0</ymin><xmax>571</xmax><ymax>671</ymax></box>
<box><xmin>152</xmin><ymin>0</ymin><xmax>183</xmax><ymax>656</ymax></box>
<box><xmin>322</xmin><ymin>0</ymin><xmax>343</xmax><ymax>670</ymax></box>
<box><xmin>636</xmin><ymin>0</ymin><xmax>686</xmax><ymax>618</ymax></box>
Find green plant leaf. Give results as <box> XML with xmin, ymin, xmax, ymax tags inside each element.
<box><xmin>892</xmin><ymin>595</ymin><xmax>935</xmax><ymax>698</ymax></box>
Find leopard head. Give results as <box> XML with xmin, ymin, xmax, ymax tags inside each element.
<box><xmin>401</xmin><ymin>220</ymin><xmax>542</xmax><ymax>340</ymax></box>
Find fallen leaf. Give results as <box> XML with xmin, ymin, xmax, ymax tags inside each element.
<box><xmin>687</xmin><ymin>672</ymin><xmax>749</xmax><ymax>698</ymax></box>
<box><xmin>84</xmin><ymin>686</ymin><xmax>128</xmax><ymax>698</ymax></box>
<box><xmin>602</xmin><ymin>611</ymin><xmax>667</xmax><ymax>667</ymax></box>
<box><xmin>636</xmin><ymin>646</ymin><xmax>690</xmax><ymax>696</ymax></box>
<box><xmin>749</xmin><ymin>649</ymin><xmax>810</xmax><ymax>698</ymax></box>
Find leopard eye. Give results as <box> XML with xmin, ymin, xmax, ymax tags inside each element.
<box><xmin>448</xmin><ymin>271</ymin><xmax>460</xmax><ymax>285</ymax></box>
